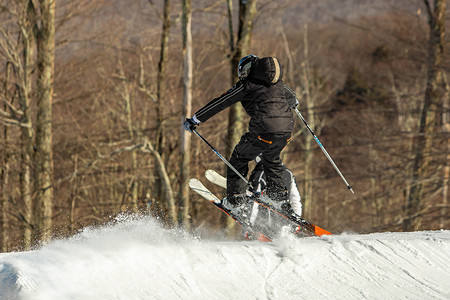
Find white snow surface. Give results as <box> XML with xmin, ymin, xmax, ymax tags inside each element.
<box><xmin>0</xmin><ymin>215</ymin><xmax>449</xmax><ymax>300</ymax></box>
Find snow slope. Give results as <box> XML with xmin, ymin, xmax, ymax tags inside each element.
<box><xmin>0</xmin><ymin>215</ymin><xmax>449</xmax><ymax>300</ymax></box>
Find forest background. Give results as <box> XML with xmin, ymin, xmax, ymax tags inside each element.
<box><xmin>0</xmin><ymin>0</ymin><xmax>449</xmax><ymax>251</ymax></box>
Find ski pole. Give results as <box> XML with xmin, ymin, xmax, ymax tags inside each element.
<box><xmin>192</xmin><ymin>129</ymin><xmax>248</xmax><ymax>184</ymax></box>
<box><xmin>294</xmin><ymin>108</ymin><xmax>354</xmax><ymax>194</ymax></box>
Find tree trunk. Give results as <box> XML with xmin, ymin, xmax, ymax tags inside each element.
<box><xmin>1</xmin><ymin>70</ymin><xmax>10</xmax><ymax>252</ymax></box>
<box><xmin>156</xmin><ymin>0</ymin><xmax>171</xmax><ymax>153</ymax></box>
<box><xmin>226</xmin><ymin>0</ymin><xmax>257</xmax><ymax>157</ymax></box>
<box><xmin>301</xmin><ymin>25</ymin><xmax>314</xmax><ymax>219</ymax></box>
<box><xmin>153</xmin><ymin>0</ymin><xmax>171</xmax><ymax>218</ymax></box>
<box><xmin>442</xmin><ymin>123</ymin><xmax>449</xmax><ymax>229</ymax></box>
<box><xmin>16</xmin><ymin>0</ymin><xmax>38</xmax><ymax>250</ymax></box>
<box><xmin>21</xmin><ymin>124</ymin><xmax>34</xmax><ymax>249</ymax></box>
<box><xmin>441</xmin><ymin>74</ymin><xmax>449</xmax><ymax>229</ymax></box>
<box><xmin>35</xmin><ymin>0</ymin><xmax>56</xmax><ymax>242</ymax></box>
<box><xmin>405</xmin><ymin>0</ymin><xmax>446</xmax><ymax>231</ymax></box>
<box><xmin>225</xmin><ymin>0</ymin><xmax>257</xmax><ymax>236</ymax></box>
<box><xmin>180</xmin><ymin>0</ymin><xmax>192</xmax><ymax>229</ymax></box>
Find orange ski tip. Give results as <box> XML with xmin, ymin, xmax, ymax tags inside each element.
<box><xmin>257</xmin><ymin>234</ymin><xmax>272</xmax><ymax>242</ymax></box>
<box><xmin>314</xmin><ymin>226</ymin><xmax>332</xmax><ymax>236</ymax></box>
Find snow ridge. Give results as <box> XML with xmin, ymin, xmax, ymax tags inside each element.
<box><xmin>0</xmin><ymin>215</ymin><xmax>449</xmax><ymax>300</ymax></box>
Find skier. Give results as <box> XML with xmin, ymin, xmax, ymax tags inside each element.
<box><xmin>183</xmin><ymin>55</ymin><xmax>298</xmax><ymax>215</ymax></box>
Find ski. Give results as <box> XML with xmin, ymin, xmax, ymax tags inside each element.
<box><xmin>188</xmin><ymin>178</ymin><xmax>272</xmax><ymax>242</ymax></box>
<box><xmin>205</xmin><ymin>169</ymin><xmax>226</xmax><ymax>189</ymax></box>
<box><xmin>205</xmin><ymin>169</ymin><xmax>332</xmax><ymax>237</ymax></box>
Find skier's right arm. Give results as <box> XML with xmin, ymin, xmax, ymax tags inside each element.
<box><xmin>193</xmin><ymin>81</ymin><xmax>245</xmax><ymax>123</ymax></box>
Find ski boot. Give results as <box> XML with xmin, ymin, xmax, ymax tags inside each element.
<box><xmin>221</xmin><ymin>193</ymin><xmax>253</xmax><ymax>222</ymax></box>
<box><xmin>258</xmin><ymin>189</ymin><xmax>291</xmax><ymax>215</ymax></box>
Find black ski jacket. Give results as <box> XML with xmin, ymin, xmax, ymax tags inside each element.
<box><xmin>194</xmin><ymin>57</ymin><xmax>296</xmax><ymax>134</ymax></box>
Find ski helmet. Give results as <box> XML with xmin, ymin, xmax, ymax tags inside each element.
<box><xmin>238</xmin><ymin>55</ymin><xmax>258</xmax><ymax>80</ymax></box>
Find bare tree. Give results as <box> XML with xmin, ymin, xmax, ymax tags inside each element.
<box><xmin>1</xmin><ymin>63</ymin><xmax>11</xmax><ymax>252</ymax></box>
<box><xmin>300</xmin><ymin>25</ymin><xmax>314</xmax><ymax>218</ymax></box>
<box><xmin>226</xmin><ymin>0</ymin><xmax>257</xmax><ymax>158</ymax></box>
<box><xmin>147</xmin><ymin>0</ymin><xmax>178</xmax><ymax>223</ymax></box>
<box><xmin>441</xmin><ymin>73</ymin><xmax>449</xmax><ymax>229</ymax></box>
<box><xmin>34</xmin><ymin>0</ymin><xmax>56</xmax><ymax>242</ymax></box>
<box><xmin>180</xmin><ymin>0</ymin><xmax>193</xmax><ymax>229</ymax></box>
<box><xmin>222</xmin><ymin>0</ymin><xmax>258</xmax><ymax>235</ymax></box>
<box><xmin>155</xmin><ymin>0</ymin><xmax>171</xmax><ymax>153</ymax></box>
<box><xmin>0</xmin><ymin>0</ymin><xmax>56</xmax><ymax>246</ymax></box>
<box><xmin>405</xmin><ymin>0</ymin><xmax>446</xmax><ymax>231</ymax></box>
<box><xmin>0</xmin><ymin>0</ymin><xmax>38</xmax><ymax>249</ymax></box>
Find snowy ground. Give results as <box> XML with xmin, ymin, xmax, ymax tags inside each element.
<box><xmin>0</xmin><ymin>215</ymin><xmax>449</xmax><ymax>300</ymax></box>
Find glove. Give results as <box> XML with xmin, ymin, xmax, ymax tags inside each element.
<box><xmin>290</xmin><ymin>98</ymin><xmax>299</xmax><ymax>109</ymax></box>
<box><xmin>183</xmin><ymin>117</ymin><xmax>199</xmax><ymax>133</ymax></box>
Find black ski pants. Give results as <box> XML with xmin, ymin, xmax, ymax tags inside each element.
<box><xmin>227</xmin><ymin>132</ymin><xmax>292</xmax><ymax>200</ymax></box>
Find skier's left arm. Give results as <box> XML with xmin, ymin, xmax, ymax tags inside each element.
<box><xmin>195</xmin><ymin>81</ymin><xmax>245</xmax><ymax>121</ymax></box>
<box><xmin>183</xmin><ymin>81</ymin><xmax>245</xmax><ymax>132</ymax></box>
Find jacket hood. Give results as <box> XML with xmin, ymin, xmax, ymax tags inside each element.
<box><xmin>247</xmin><ymin>57</ymin><xmax>283</xmax><ymax>85</ymax></box>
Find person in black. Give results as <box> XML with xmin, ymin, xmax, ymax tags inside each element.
<box><xmin>183</xmin><ymin>55</ymin><xmax>298</xmax><ymax>213</ymax></box>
